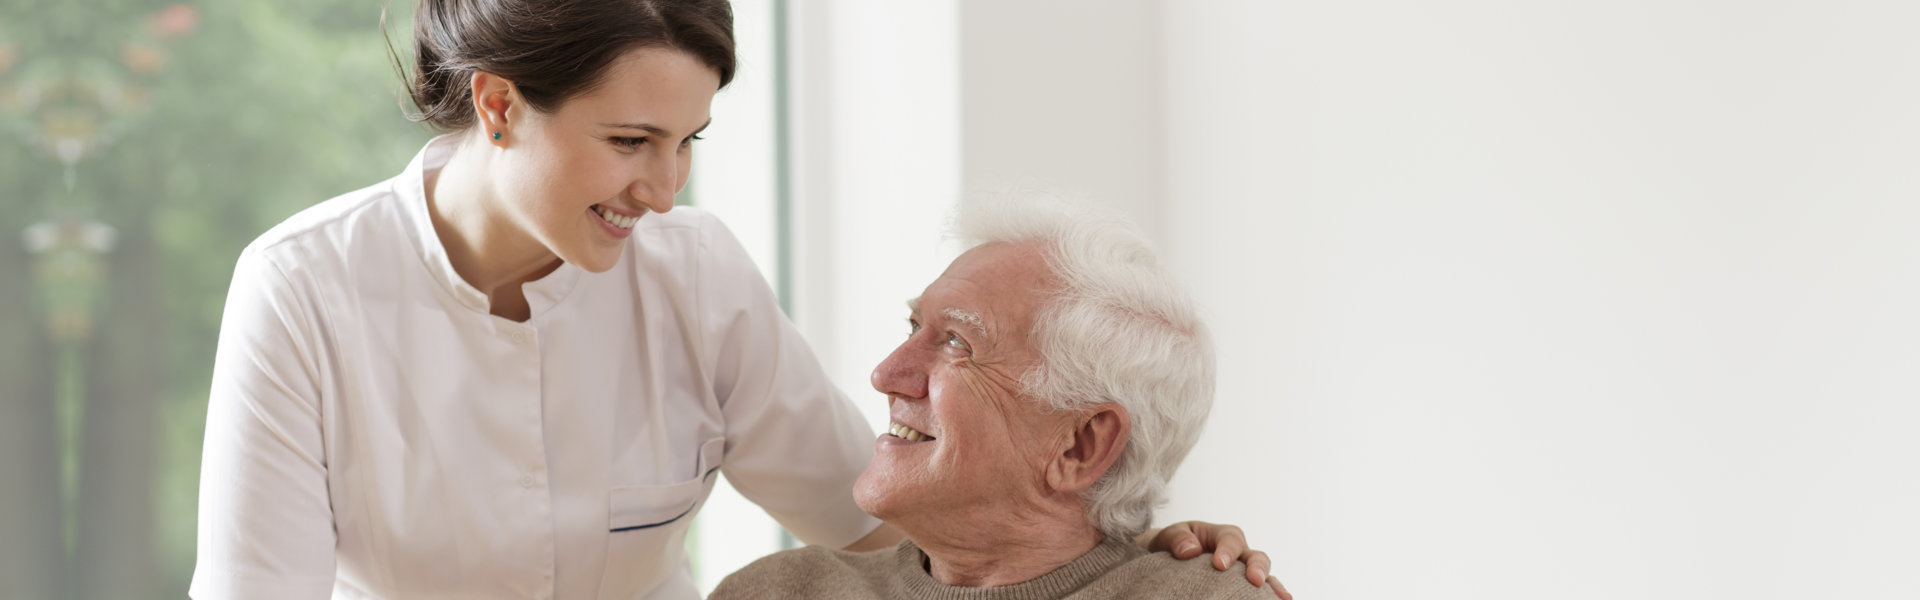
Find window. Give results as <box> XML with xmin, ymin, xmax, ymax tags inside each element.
<box><xmin>0</xmin><ymin>0</ymin><xmax>802</xmax><ymax>595</ymax></box>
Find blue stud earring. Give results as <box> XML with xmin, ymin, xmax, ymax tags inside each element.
<box><xmin>492</xmin><ymin>131</ymin><xmax>502</xmax><ymax>140</ymax></box>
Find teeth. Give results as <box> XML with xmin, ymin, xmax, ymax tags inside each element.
<box><xmin>595</xmin><ymin>205</ymin><xmax>639</xmax><ymax>229</ymax></box>
<box><xmin>888</xmin><ymin>422</ymin><xmax>932</xmax><ymax>442</ymax></box>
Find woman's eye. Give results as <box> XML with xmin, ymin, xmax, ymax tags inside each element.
<box><xmin>679</xmin><ymin>134</ymin><xmax>704</xmax><ymax>149</ymax></box>
<box><xmin>611</xmin><ymin>137</ymin><xmax>645</xmax><ymax>149</ymax></box>
<box><xmin>945</xmin><ymin>332</ymin><xmax>969</xmax><ymax>350</ymax></box>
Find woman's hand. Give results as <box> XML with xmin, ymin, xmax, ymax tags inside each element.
<box><xmin>1141</xmin><ymin>521</ymin><xmax>1292</xmax><ymax>600</ymax></box>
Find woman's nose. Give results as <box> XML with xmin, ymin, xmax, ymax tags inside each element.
<box><xmin>628</xmin><ymin>160</ymin><xmax>678</xmax><ymax>214</ymax></box>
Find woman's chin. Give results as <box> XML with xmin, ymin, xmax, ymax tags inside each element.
<box><xmin>564</xmin><ymin>246</ymin><xmax>626</xmax><ymax>274</ymax></box>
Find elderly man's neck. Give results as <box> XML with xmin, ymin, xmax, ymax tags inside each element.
<box><xmin>902</xmin><ymin>504</ymin><xmax>1107</xmax><ymax>587</ymax></box>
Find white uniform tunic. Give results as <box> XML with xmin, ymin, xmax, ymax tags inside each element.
<box><xmin>190</xmin><ymin>137</ymin><xmax>881</xmax><ymax>600</ymax></box>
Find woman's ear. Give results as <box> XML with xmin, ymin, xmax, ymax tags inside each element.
<box><xmin>469</xmin><ymin>71</ymin><xmax>517</xmax><ymax>144</ymax></box>
<box><xmin>1045</xmin><ymin>403</ymin><xmax>1131</xmax><ymax>495</ymax></box>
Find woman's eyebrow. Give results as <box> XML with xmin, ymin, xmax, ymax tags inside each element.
<box><xmin>600</xmin><ymin>119</ymin><xmax>713</xmax><ymax>137</ymax></box>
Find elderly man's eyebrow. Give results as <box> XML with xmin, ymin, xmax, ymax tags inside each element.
<box><xmin>941</xmin><ymin>307</ymin><xmax>988</xmax><ymax>340</ymax></box>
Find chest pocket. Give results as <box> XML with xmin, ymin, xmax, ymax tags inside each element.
<box><xmin>598</xmin><ymin>437</ymin><xmax>724</xmax><ymax>599</ymax></box>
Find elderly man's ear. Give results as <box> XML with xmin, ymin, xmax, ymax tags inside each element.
<box><xmin>1045</xmin><ymin>404</ymin><xmax>1132</xmax><ymax>493</ymax></box>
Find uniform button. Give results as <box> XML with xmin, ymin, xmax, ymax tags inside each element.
<box><xmin>519</xmin><ymin>474</ymin><xmax>536</xmax><ymax>488</ymax></box>
<box><xmin>510</xmin><ymin>330</ymin><xmax>531</xmax><ymax>344</ymax></box>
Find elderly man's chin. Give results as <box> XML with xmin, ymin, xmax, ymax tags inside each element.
<box><xmin>851</xmin><ymin>452</ymin><xmax>913</xmax><ymax>521</ymax></box>
<box><xmin>853</xmin><ymin>426</ymin><xmax>943</xmax><ymax>516</ymax></box>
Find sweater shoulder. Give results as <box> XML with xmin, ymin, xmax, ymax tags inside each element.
<box><xmin>1087</xmin><ymin>552</ymin><xmax>1276</xmax><ymax>600</ymax></box>
<box><xmin>709</xmin><ymin>546</ymin><xmax>890</xmax><ymax>600</ymax></box>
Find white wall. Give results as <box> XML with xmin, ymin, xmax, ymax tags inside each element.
<box><xmin>689</xmin><ymin>0</ymin><xmax>779</xmax><ymax>275</ymax></box>
<box><xmin>1158</xmin><ymin>1</ymin><xmax>1920</xmax><ymax>599</ymax></box>
<box><xmin>787</xmin><ymin>0</ymin><xmax>962</xmax><ymax>439</ymax></box>
<box><xmin>792</xmin><ymin>2</ymin><xmax>1920</xmax><ymax>598</ymax></box>
<box><xmin>959</xmin><ymin>0</ymin><xmax>1165</xmax><ymax>243</ymax></box>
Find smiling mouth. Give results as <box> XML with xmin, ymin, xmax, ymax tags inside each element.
<box><xmin>887</xmin><ymin>422</ymin><xmax>936</xmax><ymax>442</ymax></box>
<box><xmin>592</xmin><ymin>204</ymin><xmax>639</xmax><ymax>229</ymax></box>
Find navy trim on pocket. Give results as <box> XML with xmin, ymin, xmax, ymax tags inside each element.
<box><xmin>607</xmin><ymin>465</ymin><xmax>722</xmax><ymax>533</ymax></box>
<box><xmin>609</xmin><ymin>501</ymin><xmax>697</xmax><ymax>533</ymax></box>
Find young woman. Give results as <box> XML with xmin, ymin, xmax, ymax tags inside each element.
<box><xmin>191</xmin><ymin>1</ymin><xmax>1287</xmax><ymax>598</ymax></box>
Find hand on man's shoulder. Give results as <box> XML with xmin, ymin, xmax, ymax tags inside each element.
<box><xmin>1114</xmin><ymin>550</ymin><xmax>1279</xmax><ymax>600</ymax></box>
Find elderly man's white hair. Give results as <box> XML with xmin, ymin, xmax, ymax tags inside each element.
<box><xmin>950</xmin><ymin>189</ymin><xmax>1216</xmax><ymax>543</ymax></box>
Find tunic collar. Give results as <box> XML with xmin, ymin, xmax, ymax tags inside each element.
<box><xmin>395</xmin><ymin>134</ymin><xmax>584</xmax><ymax>320</ymax></box>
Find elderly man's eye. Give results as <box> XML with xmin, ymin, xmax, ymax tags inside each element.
<box><xmin>907</xmin><ymin>319</ymin><xmax>921</xmax><ymax>336</ymax></box>
<box><xmin>945</xmin><ymin>332</ymin><xmax>969</xmax><ymax>350</ymax></box>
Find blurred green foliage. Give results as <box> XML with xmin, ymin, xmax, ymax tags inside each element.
<box><xmin>2</xmin><ymin>0</ymin><xmax>433</xmax><ymax>597</ymax></box>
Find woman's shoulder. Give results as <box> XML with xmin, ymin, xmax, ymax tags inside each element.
<box><xmin>242</xmin><ymin>176</ymin><xmax>409</xmax><ymax>263</ymax></box>
<box><xmin>633</xmin><ymin>204</ymin><xmax>725</xmax><ymax>236</ymax></box>
<box><xmin>626</xmin><ymin>206</ymin><xmax>752</xmax><ymax>266</ymax></box>
<box><xmin>223</xmin><ymin>177</ymin><xmax>424</xmax><ymax>337</ymax></box>
<box><xmin>618</xmin><ymin>206</ymin><xmax>768</xmax><ymax>301</ymax></box>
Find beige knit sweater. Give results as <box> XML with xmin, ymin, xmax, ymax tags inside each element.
<box><xmin>709</xmin><ymin>538</ymin><xmax>1274</xmax><ymax>599</ymax></box>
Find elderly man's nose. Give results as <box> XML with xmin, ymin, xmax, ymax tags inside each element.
<box><xmin>871</xmin><ymin>345</ymin><xmax>928</xmax><ymax>400</ymax></box>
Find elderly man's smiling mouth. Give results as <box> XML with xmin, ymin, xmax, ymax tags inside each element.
<box><xmin>885</xmin><ymin>421</ymin><xmax>937</xmax><ymax>442</ymax></box>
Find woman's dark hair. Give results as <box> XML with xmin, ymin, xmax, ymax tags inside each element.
<box><xmin>387</xmin><ymin>0</ymin><xmax>735</xmax><ymax>131</ymax></box>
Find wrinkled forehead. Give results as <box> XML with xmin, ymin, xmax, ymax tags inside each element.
<box><xmin>907</xmin><ymin>295</ymin><xmax>991</xmax><ymax>339</ymax></box>
<box><xmin>911</xmin><ymin>242</ymin><xmax>1056</xmax><ymax>339</ymax></box>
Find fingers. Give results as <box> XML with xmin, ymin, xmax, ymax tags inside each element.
<box><xmin>1244</xmin><ymin>550</ymin><xmax>1271</xmax><ymax>586</ymax></box>
<box><xmin>1267</xmin><ymin>574</ymin><xmax>1292</xmax><ymax>600</ymax></box>
<box><xmin>1167</xmin><ymin>520</ymin><xmax>1282</xmax><ymax>595</ymax></box>
<box><xmin>1156</xmin><ymin>522</ymin><xmax>1205</xmax><ymax>558</ymax></box>
<box><xmin>1176</xmin><ymin>536</ymin><xmax>1203</xmax><ymax>558</ymax></box>
<box><xmin>1208</xmin><ymin>524</ymin><xmax>1247</xmax><ymax>571</ymax></box>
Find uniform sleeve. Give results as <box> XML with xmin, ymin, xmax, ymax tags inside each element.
<box><xmin>189</xmin><ymin>250</ymin><xmax>337</xmax><ymax>599</ymax></box>
<box><xmin>696</xmin><ymin>216</ymin><xmax>884</xmax><ymax>548</ymax></box>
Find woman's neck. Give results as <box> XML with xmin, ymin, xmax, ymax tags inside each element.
<box><xmin>425</xmin><ymin>136</ymin><xmax>563</xmax><ymax>320</ymax></box>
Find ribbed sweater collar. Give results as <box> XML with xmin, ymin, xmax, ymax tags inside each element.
<box><xmin>888</xmin><ymin>538</ymin><xmax>1143</xmax><ymax>600</ymax></box>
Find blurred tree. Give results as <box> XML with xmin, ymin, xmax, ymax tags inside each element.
<box><xmin>3</xmin><ymin>0</ymin><xmax>431</xmax><ymax>597</ymax></box>
<box><xmin>2</xmin><ymin>2</ymin><xmax>85</xmax><ymax>598</ymax></box>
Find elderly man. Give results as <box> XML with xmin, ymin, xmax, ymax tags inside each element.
<box><xmin>712</xmin><ymin>194</ymin><xmax>1281</xmax><ymax>599</ymax></box>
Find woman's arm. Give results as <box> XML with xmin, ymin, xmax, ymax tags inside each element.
<box><xmin>841</xmin><ymin>522</ymin><xmax>905</xmax><ymax>552</ymax></box>
<box><xmin>189</xmin><ymin>252</ymin><xmax>336</xmax><ymax>600</ymax></box>
<box><xmin>695</xmin><ymin>213</ymin><xmax>884</xmax><ymax>549</ymax></box>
